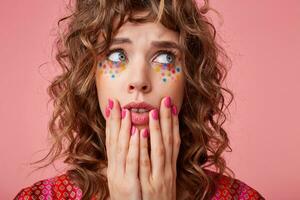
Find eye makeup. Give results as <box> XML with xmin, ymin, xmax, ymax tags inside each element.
<box><xmin>98</xmin><ymin>60</ymin><xmax>126</xmax><ymax>79</ymax></box>
<box><xmin>98</xmin><ymin>48</ymin><xmax>182</xmax><ymax>82</ymax></box>
<box><xmin>152</xmin><ymin>63</ymin><xmax>182</xmax><ymax>83</ymax></box>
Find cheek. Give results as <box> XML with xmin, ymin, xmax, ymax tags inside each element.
<box><xmin>152</xmin><ymin>63</ymin><xmax>182</xmax><ymax>83</ymax></box>
<box><xmin>96</xmin><ymin>61</ymin><xmax>125</xmax><ymax>117</ymax></box>
<box><xmin>98</xmin><ymin>60</ymin><xmax>126</xmax><ymax>79</ymax></box>
<box><xmin>152</xmin><ymin>64</ymin><xmax>185</xmax><ymax>104</ymax></box>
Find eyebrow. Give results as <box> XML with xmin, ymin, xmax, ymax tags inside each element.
<box><xmin>111</xmin><ymin>37</ymin><xmax>181</xmax><ymax>51</ymax></box>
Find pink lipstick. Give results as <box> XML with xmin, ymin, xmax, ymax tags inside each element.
<box><xmin>123</xmin><ymin>101</ymin><xmax>156</xmax><ymax>125</ymax></box>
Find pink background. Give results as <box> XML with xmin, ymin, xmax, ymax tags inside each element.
<box><xmin>1</xmin><ymin>0</ymin><xmax>299</xmax><ymax>199</ymax></box>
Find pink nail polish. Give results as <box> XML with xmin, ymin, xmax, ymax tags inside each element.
<box><xmin>131</xmin><ymin>126</ymin><xmax>136</xmax><ymax>135</ymax></box>
<box><xmin>121</xmin><ymin>108</ymin><xmax>126</xmax><ymax>119</ymax></box>
<box><xmin>171</xmin><ymin>105</ymin><xmax>177</xmax><ymax>115</ymax></box>
<box><xmin>105</xmin><ymin>107</ymin><xmax>110</xmax><ymax>118</ymax></box>
<box><xmin>151</xmin><ymin>109</ymin><xmax>159</xmax><ymax>120</ymax></box>
<box><xmin>164</xmin><ymin>96</ymin><xmax>172</xmax><ymax>108</ymax></box>
<box><xmin>108</xmin><ymin>99</ymin><xmax>114</xmax><ymax>109</ymax></box>
<box><xmin>142</xmin><ymin>129</ymin><xmax>149</xmax><ymax>138</ymax></box>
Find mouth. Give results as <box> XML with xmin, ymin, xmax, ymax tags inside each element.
<box><xmin>123</xmin><ymin>101</ymin><xmax>156</xmax><ymax>125</ymax></box>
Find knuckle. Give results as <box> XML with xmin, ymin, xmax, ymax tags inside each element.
<box><xmin>173</xmin><ymin>118</ymin><xmax>179</xmax><ymax>126</ymax></box>
<box><xmin>154</xmin><ymin>125</ymin><xmax>160</xmax><ymax>132</ymax></box>
<box><xmin>165</xmin><ymin>172</ymin><xmax>174</xmax><ymax>182</ymax></box>
<box><xmin>109</xmin><ymin>139</ymin><xmax>116</xmax><ymax>146</ymax></box>
<box><xmin>164</xmin><ymin>112</ymin><xmax>171</xmax><ymax>120</ymax></box>
<box><xmin>126</xmin><ymin>156</ymin><xmax>135</xmax><ymax>165</ymax></box>
<box><xmin>155</xmin><ymin>147</ymin><xmax>165</xmax><ymax>157</ymax></box>
<box><xmin>166</xmin><ymin>135</ymin><xmax>172</xmax><ymax>145</ymax></box>
<box><xmin>141</xmin><ymin>143</ymin><xmax>148</xmax><ymax>149</ymax></box>
<box><xmin>174</xmin><ymin>137</ymin><xmax>181</xmax><ymax>147</ymax></box>
<box><xmin>117</xmin><ymin>145</ymin><xmax>123</xmax><ymax>154</ymax></box>
<box><xmin>140</xmin><ymin>158</ymin><xmax>150</xmax><ymax>167</ymax></box>
<box><xmin>110</xmin><ymin>114</ymin><xmax>120</xmax><ymax>120</ymax></box>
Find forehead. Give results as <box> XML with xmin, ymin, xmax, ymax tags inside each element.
<box><xmin>114</xmin><ymin>21</ymin><xmax>179</xmax><ymax>42</ymax></box>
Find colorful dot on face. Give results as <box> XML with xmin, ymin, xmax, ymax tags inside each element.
<box><xmin>153</xmin><ymin>63</ymin><xmax>182</xmax><ymax>83</ymax></box>
<box><xmin>97</xmin><ymin>60</ymin><xmax>127</xmax><ymax>79</ymax></box>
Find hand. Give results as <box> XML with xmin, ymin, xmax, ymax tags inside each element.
<box><xmin>139</xmin><ymin>96</ymin><xmax>180</xmax><ymax>200</ymax></box>
<box><xmin>105</xmin><ymin>98</ymin><xmax>142</xmax><ymax>200</ymax></box>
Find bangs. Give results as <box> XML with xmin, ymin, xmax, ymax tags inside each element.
<box><xmin>111</xmin><ymin>0</ymin><xmax>179</xmax><ymax>35</ymax></box>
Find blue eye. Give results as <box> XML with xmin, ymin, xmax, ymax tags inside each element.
<box><xmin>107</xmin><ymin>49</ymin><xmax>126</xmax><ymax>62</ymax></box>
<box><xmin>153</xmin><ymin>51</ymin><xmax>175</xmax><ymax>64</ymax></box>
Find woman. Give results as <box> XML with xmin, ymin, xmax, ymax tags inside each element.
<box><xmin>14</xmin><ymin>0</ymin><xmax>265</xmax><ymax>199</ymax></box>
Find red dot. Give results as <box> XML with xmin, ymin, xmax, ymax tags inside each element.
<box><xmin>171</xmin><ymin>69</ymin><xmax>175</xmax><ymax>73</ymax></box>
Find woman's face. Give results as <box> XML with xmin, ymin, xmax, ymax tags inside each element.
<box><xmin>95</xmin><ymin>15</ymin><xmax>185</xmax><ymax>130</ymax></box>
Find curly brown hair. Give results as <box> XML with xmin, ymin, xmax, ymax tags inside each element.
<box><xmin>31</xmin><ymin>0</ymin><xmax>235</xmax><ymax>199</ymax></box>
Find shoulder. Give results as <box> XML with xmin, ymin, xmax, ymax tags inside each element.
<box><xmin>205</xmin><ymin>170</ymin><xmax>265</xmax><ymax>200</ymax></box>
<box><xmin>14</xmin><ymin>173</ymin><xmax>83</xmax><ymax>200</ymax></box>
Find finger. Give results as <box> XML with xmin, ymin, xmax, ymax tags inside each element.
<box><xmin>108</xmin><ymin>98</ymin><xmax>121</xmax><ymax>157</ymax></box>
<box><xmin>105</xmin><ymin>104</ymin><xmax>111</xmax><ymax>162</ymax></box>
<box><xmin>171</xmin><ymin>105</ymin><xmax>180</xmax><ymax>176</ymax></box>
<box><xmin>116</xmin><ymin>108</ymin><xmax>131</xmax><ymax>174</ymax></box>
<box><xmin>125</xmin><ymin>126</ymin><xmax>140</xmax><ymax>178</ymax></box>
<box><xmin>149</xmin><ymin>108</ymin><xmax>164</xmax><ymax>178</ymax></box>
<box><xmin>106</xmin><ymin>98</ymin><xmax>120</xmax><ymax>169</ymax></box>
<box><xmin>160</xmin><ymin>96</ymin><xmax>173</xmax><ymax>172</ymax></box>
<box><xmin>139</xmin><ymin>128</ymin><xmax>151</xmax><ymax>184</ymax></box>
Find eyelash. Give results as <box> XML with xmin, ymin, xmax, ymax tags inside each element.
<box><xmin>106</xmin><ymin>48</ymin><xmax>178</xmax><ymax>63</ymax></box>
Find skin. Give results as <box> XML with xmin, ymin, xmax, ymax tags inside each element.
<box><xmin>95</xmin><ymin>12</ymin><xmax>185</xmax><ymax>200</ymax></box>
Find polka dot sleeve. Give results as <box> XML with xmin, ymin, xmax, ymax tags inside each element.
<box><xmin>211</xmin><ymin>172</ymin><xmax>265</xmax><ymax>200</ymax></box>
<box><xmin>14</xmin><ymin>174</ymin><xmax>83</xmax><ymax>200</ymax></box>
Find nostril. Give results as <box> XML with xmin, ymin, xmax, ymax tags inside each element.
<box><xmin>129</xmin><ymin>85</ymin><xmax>134</xmax><ymax>90</ymax></box>
<box><xmin>142</xmin><ymin>85</ymin><xmax>147</xmax><ymax>90</ymax></box>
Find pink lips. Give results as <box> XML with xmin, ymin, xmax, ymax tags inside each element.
<box><xmin>123</xmin><ymin>101</ymin><xmax>156</xmax><ymax>125</ymax></box>
<box><xmin>131</xmin><ymin>111</ymin><xmax>149</xmax><ymax>125</ymax></box>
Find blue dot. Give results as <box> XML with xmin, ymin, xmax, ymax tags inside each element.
<box><xmin>98</xmin><ymin>62</ymin><xmax>102</xmax><ymax>67</ymax></box>
<box><xmin>111</xmin><ymin>74</ymin><xmax>115</xmax><ymax>78</ymax></box>
<box><xmin>176</xmin><ymin>67</ymin><xmax>180</xmax><ymax>72</ymax></box>
<box><xmin>162</xmin><ymin>78</ymin><xmax>167</xmax><ymax>82</ymax></box>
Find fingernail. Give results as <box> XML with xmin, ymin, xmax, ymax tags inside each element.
<box><xmin>151</xmin><ymin>109</ymin><xmax>159</xmax><ymax>120</ymax></box>
<box><xmin>171</xmin><ymin>105</ymin><xmax>177</xmax><ymax>115</ymax></box>
<box><xmin>121</xmin><ymin>108</ymin><xmax>126</xmax><ymax>119</ymax></box>
<box><xmin>108</xmin><ymin>98</ymin><xmax>114</xmax><ymax>109</ymax></box>
<box><xmin>105</xmin><ymin>107</ymin><xmax>110</xmax><ymax>118</ymax></box>
<box><xmin>131</xmin><ymin>126</ymin><xmax>136</xmax><ymax>135</ymax></box>
<box><xmin>142</xmin><ymin>129</ymin><xmax>149</xmax><ymax>138</ymax></box>
<box><xmin>164</xmin><ymin>96</ymin><xmax>172</xmax><ymax>108</ymax></box>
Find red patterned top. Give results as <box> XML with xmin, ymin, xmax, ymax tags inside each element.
<box><xmin>14</xmin><ymin>171</ymin><xmax>264</xmax><ymax>200</ymax></box>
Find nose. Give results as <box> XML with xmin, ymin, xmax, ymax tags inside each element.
<box><xmin>127</xmin><ymin>66</ymin><xmax>151</xmax><ymax>94</ymax></box>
